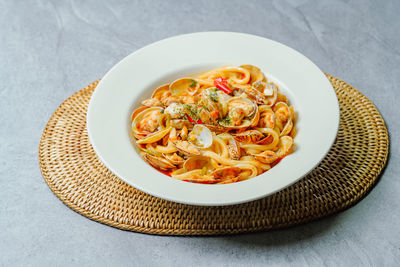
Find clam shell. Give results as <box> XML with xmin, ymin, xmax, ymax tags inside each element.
<box><xmin>131</xmin><ymin>106</ymin><xmax>149</xmax><ymax>121</ymax></box>
<box><xmin>256</xmin><ymin>134</ymin><xmax>274</xmax><ymax>145</ymax></box>
<box><xmin>172</xmin><ymin>140</ymin><xmax>200</xmax><ymax>156</ymax></box>
<box><xmin>203</xmin><ymin>123</ymin><xmax>228</xmax><ymax>133</ymax></box>
<box><xmin>132</xmin><ymin>107</ymin><xmax>163</xmax><ymax>135</ymax></box>
<box><xmin>276</xmin><ymin>136</ymin><xmax>294</xmax><ymax>158</ymax></box>
<box><xmin>151</xmin><ymin>84</ymin><xmax>170</xmax><ymax>100</ymax></box>
<box><xmin>252</xmin><ymin>150</ymin><xmax>278</xmax><ymax>164</ymax></box>
<box><xmin>273</xmin><ymin>102</ymin><xmax>291</xmax><ymax>122</ymax></box>
<box><xmin>227</xmin><ymin>137</ymin><xmax>241</xmax><ymax>160</ymax></box>
<box><xmin>187</xmin><ymin>124</ymin><xmax>213</xmax><ymax>149</ymax></box>
<box><xmin>280</xmin><ymin>118</ymin><xmax>293</xmax><ymax>136</ymax></box>
<box><xmin>251</xmin><ymin>81</ymin><xmax>274</xmax><ymax>96</ymax></box>
<box><xmin>258</xmin><ymin>109</ymin><xmax>275</xmax><ymax>129</ymax></box>
<box><xmin>183</xmin><ymin>156</ymin><xmax>211</xmax><ymax>172</ymax></box>
<box><xmin>243</xmin><ymin>86</ymin><xmax>268</xmax><ymax>105</ymax></box>
<box><xmin>141</xmin><ymin>98</ymin><xmax>163</xmax><ymax>107</ymax></box>
<box><xmin>141</xmin><ymin>152</ymin><xmax>176</xmax><ymax>170</ymax></box>
<box><xmin>234</xmin><ymin>130</ymin><xmax>264</xmax><ymax>143</ymax></box>
<box><xmin>228</xmin><ymin>97</ymin><xmax>256</xmax><ymax>117</ymax></box>
<box><xmin>265</xmin><ymin>83</ymin><xmax>278</xmax><ymax>106</ymax></box>
<box><xmin>163</xmin><ymin>153</ymin><xmax>185</xmax><ymax>165</ymax></box>
<box><xmin>273</xmin><ymin>102</ymin><xmax>293</xmax><ymax>136</ymax></box>
<box><xmin>136</xmin><ymin>127</ymin><xmax>171</xmax><ymax>144</ymax></box>
<box><xmin>210</xmin><ymin>166</ymin><xmax>241</xmax><ymax>180</ymax></box>
<box><xmin>169</xmin><ymin>77</ymin><xmax>200</xmax><ymax>96</ymax></box>
<box><xmin>219</xmin><ymin>97</ymin><xmax>258</xmax><ymax>129</ymax></box>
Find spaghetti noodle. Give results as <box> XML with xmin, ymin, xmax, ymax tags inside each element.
<box><xmin>131</xmin><ymin>65</ymin><xmax>296</xmax><ymax>184</ymax></box>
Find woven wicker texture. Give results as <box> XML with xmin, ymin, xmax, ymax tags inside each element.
<box><xmin>39</xmin><ymin>74</ymin><xmax>388</xmax><ymax>235</ymax></box>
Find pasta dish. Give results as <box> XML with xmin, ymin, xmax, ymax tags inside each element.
<box><xmin>131</xmin><ymin>65</ymin><xmax>296</xmax><ymax>184</ymax></box>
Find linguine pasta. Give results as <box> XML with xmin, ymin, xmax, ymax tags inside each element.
<box><xmin>131</xmin><ymin>65</ymin><xmax>296</xmax><ymax>184</ymax></box>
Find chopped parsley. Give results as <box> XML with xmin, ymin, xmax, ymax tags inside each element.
<box><xmin>183</xmin><ymin>104</ymin><xmax>199</xmax><ymax>120</ymax></box>
<box><xmin>189</xmin><ymin>79</ymin><xmax>197</xmax><ymax>88</ymax></box>
<box><xmin>209</xmin><ymin>89</ymin><xmax>219</xmax><ymax>102</ymax></box>
<box><xmin>199</xmin><ymin>103</ymin><xmax>209</xmax><ymax>112</ymax></box>
<box><xmin>218</xmin><ymin>115</ymin><xmax>231</xmax><ymax>126</ymax></box>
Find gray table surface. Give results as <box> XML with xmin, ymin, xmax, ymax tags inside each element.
<box><xmin>1</xmin><ymin>0</ymin><xmax>399</xmax><ymax>266</ymax></box>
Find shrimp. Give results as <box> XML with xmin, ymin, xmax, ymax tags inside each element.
<box><xmin>137</xmin><ymin>110</ymin><xmax>162</xmax><ymax>133</ymax></box>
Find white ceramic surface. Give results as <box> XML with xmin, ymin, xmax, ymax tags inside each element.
<box><xmin>87</xmin><ymin>32</ymin><xmax>339</xmax><ymax>206</ymax></box>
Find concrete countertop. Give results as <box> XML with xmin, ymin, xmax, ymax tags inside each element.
<box><xmin>1</xmin><ymin>0</ymin><xmax>399</xmax><ymax>266</ymax></box>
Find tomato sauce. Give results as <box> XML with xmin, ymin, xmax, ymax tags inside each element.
<box><xmin>271</xmin><ymin>157</ymin><xmax>284</xmax><ymax>168</ymax></box>
<box><xmin>154</xmin><ymin>167</ymin><xmax>172</xmax><ymax>177</ymax></box>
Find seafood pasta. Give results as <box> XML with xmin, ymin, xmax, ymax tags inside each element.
<box><xmin>131</xmin><ymin>65</ymin><xmax>296</xmax><ymax>184</ymax></box>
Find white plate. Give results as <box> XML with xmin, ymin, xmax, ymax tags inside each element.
<box><xmin>87</xmin><ymin>32</ymin><xmax>339</xmax><ymax>206</ymax></box>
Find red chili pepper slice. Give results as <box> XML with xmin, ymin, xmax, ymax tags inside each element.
<box><xmin>186</xmin><ymin>114</ymin><xmax>203</xmax><ymax>124</ymax></box>
<box><xmin>211</xmin><ymin>110</ymin><xmax>219</xmax><ymax>120</ymax></box>
<box><xmin>214</xmin><ymin>77</ymin><xmax>233</xmax><ymax>94</ymax></box>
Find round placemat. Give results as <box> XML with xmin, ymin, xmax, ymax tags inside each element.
<box><xmin>39</xmin><ymin>74</ymin><xmax>389</xmax><ymax>235</ymax></box>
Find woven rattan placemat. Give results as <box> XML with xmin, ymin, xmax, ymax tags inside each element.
<box><xmin>39</xmin><ymin>74</ymin><xmax>388</xmax><ymax>235</ymax></box>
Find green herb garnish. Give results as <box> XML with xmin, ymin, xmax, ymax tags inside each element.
<box><xmin>189</xmin><ymin>79</ymin><xmax>197</xmax><ymax>88</ymax></box>
<box><xmin>199</xmin><ymin>103</ymin><xmax>209</xmax><ymax>112</ymax></box>
<box><xmin>183</xmin><ymin>104</ymin><xmax>199</xmax><ymax>120</ymax></box>
<box><xmin>201</xmin><ymin>166</ymin><xmax>208</xmax><ymax>176</ymax></box>
<box><xmin>209</xmin><ymin>89</ymin><xmax>219</xmax><ymax>102</ymax></box>
<box><xmin>218</xmin><ymin>115</ymin><xmax>231</xmax><ymax>126</ymax></box>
